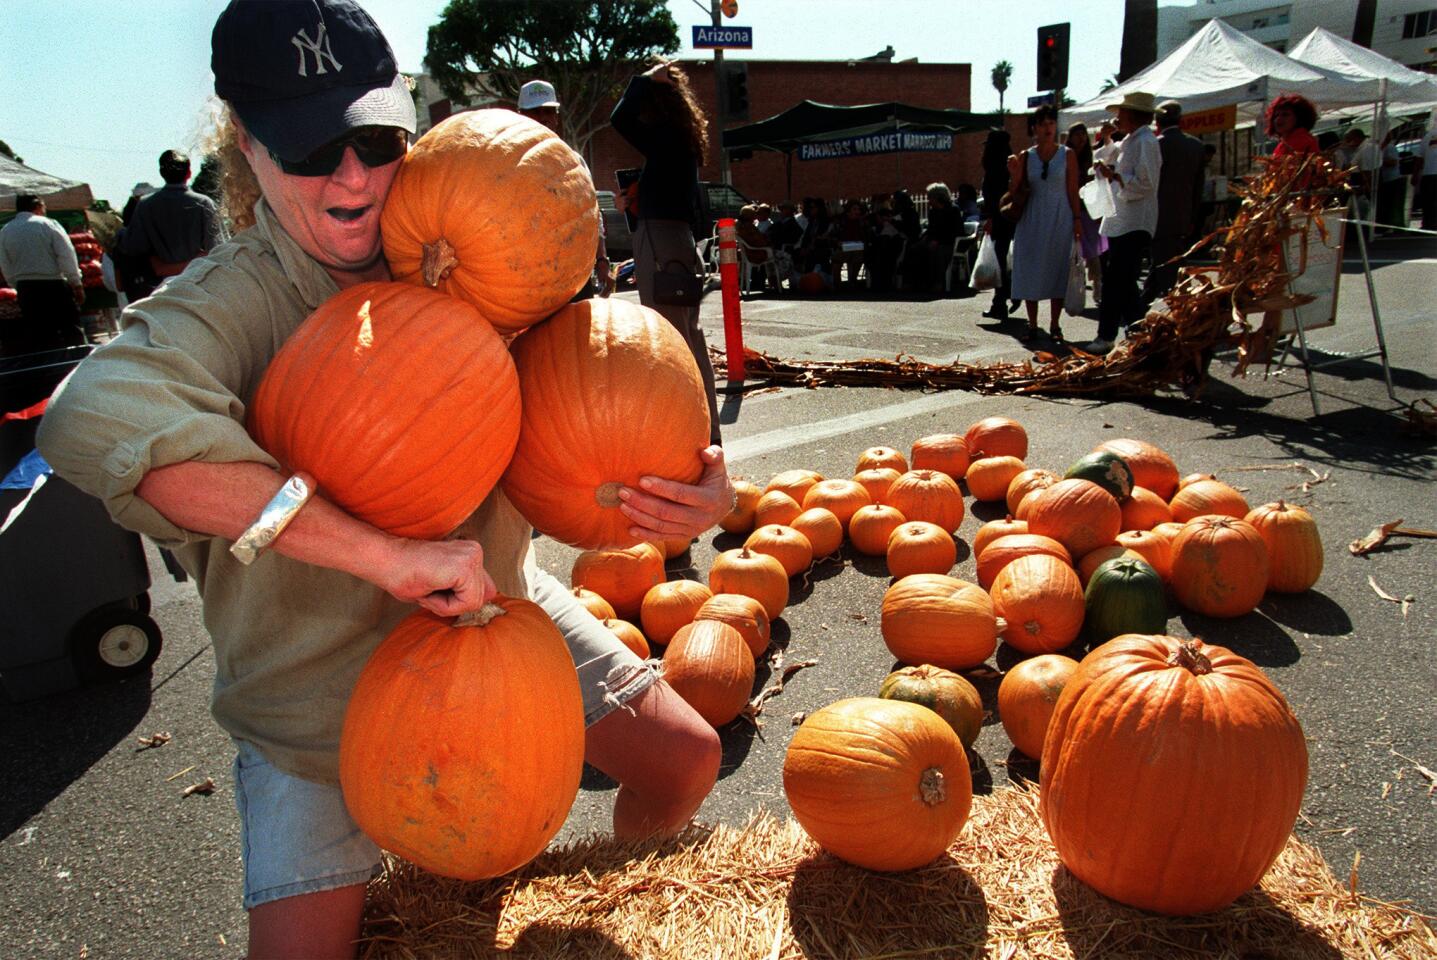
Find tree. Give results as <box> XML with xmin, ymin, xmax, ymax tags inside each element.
<box><xmin>1119</xmin><ymin>0</ymin><xmax>1158</xmax><ymax>82</ymax></box>
<box><xmin>424</xmin><ymin>0</ymin><xmax>679</xmax><ymax>157</ymax></box>
<box><xmin>0</xmin><ymin>138</ymin><xmax>22</xmax><ymax>165</ymax></box>
<box><xmin>1098</xmin><ymin>73</ymin><xmax>1122</xmax><ymax>94</ymax></box>
<box><xmin>991</xmin><ymin>60</ymin><xmax>1014</xmax><ymax>114</ymax></box>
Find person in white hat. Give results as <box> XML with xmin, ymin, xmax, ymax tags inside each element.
<box><xmin>1084</xmin><ymin>90</ymin><xmax>1162</xmax><ymax>354</ymax></box>
<box><xmin>518</xmin><ymin>79</ymin><xmax>614</xmax><ymax>296</ymax></box>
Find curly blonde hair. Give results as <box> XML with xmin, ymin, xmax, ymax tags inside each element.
<box><xmin>200</xmin><ymin>103</ymin><xmax>262</xmax><ymax>232</ymax></box>
<box><xmin>643</xmin><ymin>63</ymin><xmax>710</xmax><ymax>164</ymax></box>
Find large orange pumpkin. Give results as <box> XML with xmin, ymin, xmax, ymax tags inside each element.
<box><xmin>885</xmin><ymin>469</ymin><xmax>965</xmax><ymax>533</ymax></box>
<box><xmin>718</xmin><ymin>480</ymin><xmax>763</xmax><ymax>535</ymax></box>
<box><xmin>1115</xmin><ymin>529</ymin><xmax>1172</xmax><ymax>581</ymax></box>
<box><xmin>571</xmin><ymin>587</ymin><xmax>615</xmax><ymax>622</ymax></box>
<box><xmin>1169</xmin><ymin>478</ymin><xmax>1249</xmax><ymax>523</ymax></box>
<box><xmin>381</xmin><ymin>109</ymin><xmax>598</xmax><ymax>334</ymax></box>
<box><xmin>911</xmin><ymin>433</ymin><xmax>970</xmax><ymax>480</ymax></box>
<box><xmin>338</xmin><ymin>599</ymin><xmax>584</xmax><ymax>880</ymax></box>
<box><xmin>989</xmin><ymin>554</ymin><xmax>1085</xmax><ymax>653</ymax></box>
<box><xmin>973</xmin><ymin>516</ymin><xmax>1029</xmax><ymax>559</ymax></box>
<box><xmin>1026</xmin><ymin>479</ymin><xmax>1122</xmax><ymax>558</ymax></box>
<box><xmin>784</xmin><ymin>697</ymin><xmax>972</xmax><ymax>872</ymax></box>
<box><xmin>1006</xmin><ymin>468</ymin><xmax>1059</xmax><ymax>515</ymax></box>
<box><xmin>886</xmin><ymin>521</ymin><xmax>958</xmax><ymax>578</ymax></box>
<box><xmin>694</xmin><ymin>593</ymin><xmax>771</xmax><ymax>659</ymax></box>
<box><xmin>662</xmin><ymin>620</ymin><xmax>755</xmax><ymax>727</ymax></box>
<box><xmin>880</xmin><ymin>574</ymin><xmax>1000</xmax><ymax>670</ymax></box>
<box><xmin>1040</xmin><ymin>635</ymin><xmax>1307</xmax><ymax>915</ymax></box>
<box><xmin>502</xmin><ymin>298</ymin><xmax>708</xmax><ymax>548</ymax></box>
<box><xmin>790</xmin><ymin>507</ymin><xmax>844</xmax><ymax>559</ymax></box>
<box><xmin>965</xmin><ymin>455</ymin><xmax>1026</xmax><ymax>503</ymax></box>
<box><xmin>709</xmin><ymin>547</ymin><xmax>789</xmax><ymax>618</ymax></box>
<box><xmin>1093</xmin><ymin>438</ymin><xmax>1180</xmax><ymax>500</ymax></box>
<box><xmin>753</xmin><ymin>489</ymin><xmax>803</xmax><ymax>529</ymax></box>
<box><xmin>639</xmin><ymin>579</ymin><xmax>713</xmax><ymax>645</ymax></box>
<box><xmin>802</xmin><ymin>478</ymin><xmax>872</xmax><ymax>530</ymax></box>
<box><xmin>603</xmin><ymin>618</ymin><xmax>650</xmax><ymax>659</ymax></box>
<box><xmin>1169</xmin><ymin>516</ymin><xmax>1269</xmax><ymax>617</ymax></box>
<box><xmin>997</xmin><ymin>653</ymin><xmax>1079</xmax><ymax>759</ymax></box>
<box><xmin>1120</xmin><ymin>486</ymin><xmax>1173</xmax><ymax>531</ymax></box>
<box><xmin>1244</xmin><ymin>501</ymin><xmax>1323</xmax><ymax>593</ymax></box>
<box><xmin>571</xmin><ymin>543</ymin><xmax>665</xmax><ymax>619</ymax></box>
<box><xmin>856</xmin><ymin>446</ymin><xmax>908</xmax><ymax>474</ymax></box>
<box><xmin>766</xmin><ymin>469</ymin><xmax>824</xmax><ymax>504</ymax></box>
<box><xmin>848</xmin><ymin>504</ymin><xmax>908</xmax><ymax>556</ymax></box>
<box><xmin>964</xmin><ymin>416</ymin><xmax>1028</xmax><ymax>460</ymax></box>
<box><xmin>852</xmin><ymin>467</ymin><xmax>902</xmax><ymax>505</ymax></box>
<box><xmin>744</xmin><ymin>523</ymin><xmax>813</xmax><ymax>577</ymax></box>
<box><xmin>975</xmin><ymin>533</ymin><xmax>1072</xmax><ymax>590</ymax></box>
<box><xmin>248</xmin><ymin>282</ymin><xmax>520</xmax><ymax>540</ymax></box>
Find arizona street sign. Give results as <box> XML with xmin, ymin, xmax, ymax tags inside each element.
<box><xmin>693</xmin><ymin>24</ymin><xmax>753</xmax><ymax>49</ymax></box>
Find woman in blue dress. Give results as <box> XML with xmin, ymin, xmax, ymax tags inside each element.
<box><xmin>1009</xmin><ymin>105</ymin><xmax>1084</xmax><ymax>342</ymax></box>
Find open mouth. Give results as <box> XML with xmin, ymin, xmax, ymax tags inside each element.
<box><xmin>328</xmin><ymin>205</ymin><xmax>371</xmax><ymax>223</ymax></box>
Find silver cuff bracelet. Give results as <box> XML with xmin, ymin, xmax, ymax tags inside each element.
<box><xmin>229</xmin><ymin>475</ymin><xmax>315</xmax><ymax>566</ymax></box>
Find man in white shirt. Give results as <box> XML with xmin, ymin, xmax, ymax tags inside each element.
<box><xmin>1418</xmin><ymin>115</ymin><xmax>1437</xmax><ymax>232</ymax></box>
<box><xmin>0</xmin><ymin>194</ymin><xmax>85</xmax><ymax>355</ymax></box>
<box><xmin>1084</xmin><ymin>92</ymin><xmax>1163</xmax><ymax>354</ymax></box>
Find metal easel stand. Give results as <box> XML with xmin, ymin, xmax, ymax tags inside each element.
<box><xmin>1275</xmin><ymin>193</ymin><xmax>1396</xmax><ymax>416</ymax></box>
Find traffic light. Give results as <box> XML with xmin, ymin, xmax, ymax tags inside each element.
<box><xmin>723</xmin><ymin>62</ymin><xmax>750</xmax><ymax>121</ymax></box>
<box><xmin>1037</xmin><ymin>23</ymin><xmax>1070</xmax><ymax>92</ymax></box>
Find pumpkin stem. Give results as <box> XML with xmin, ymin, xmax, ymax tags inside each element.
<box><xmin>919</xmin><ymin>767</ymin><xmax>947</xmax><ymax>806</ymax></box>
<box><xmin>1167</xmin><ymin>639</ymin><xmax>1213</xmax><ymax>676</ymax></box>
<box><xmin>454</xmin><ymin>602</ymin><xmax>507</xmax><ymax>628</ymax></box>
<box><xmin>421</xmin><ymin>237</ymin><xmax>459</xmax><ymax>287</ymax></box>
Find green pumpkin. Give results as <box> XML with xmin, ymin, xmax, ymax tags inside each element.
<box><xmin>877</xmin><ymin>664</ymin><xmax>984</xmax><ymax>748</ymax></box>
<box><xmin>1064</xmin><ymin>451</ymin><xmax>1135</xmax><ymax>501</ymax></box>
<box><xmin>1084</xmin><ymin>557</ymin><xmax>1168</xmax><ymax>644</ymax></box>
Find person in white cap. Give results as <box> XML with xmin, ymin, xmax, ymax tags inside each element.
<box><xmin>518</xmin><ymin>78</ymin><xmax>614</xmax><ymax>296</ymax></box>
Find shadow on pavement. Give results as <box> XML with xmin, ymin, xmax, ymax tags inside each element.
<box><xmin>1178</xmin><ymin>610</ymin><xmax>1303</xmax><ymax>667</ymax></box>
<box><xmin>0</xmin><ymin>672</ymin><xmax>153</xmax><ymax>839</ymax></box>
<box><xmin>1260</xmin><ymin>590</ymin><xmax>1354</xmax><ymax>637</ymax></box>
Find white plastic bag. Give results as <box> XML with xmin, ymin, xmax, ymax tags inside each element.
<box><xmin>970</xmin><ymin>233</ymin><xmax>999</xmax><ymax>290</ymax></box>
<box><xmin>1079</xmin><ymin>177</ymin><xmax>1117</xmax><ymax>219</ymax></box>
<box><xmin>1064</xmin><ymin>241</ymin><xmax>1087</xmax><ymax>317</ymax></box>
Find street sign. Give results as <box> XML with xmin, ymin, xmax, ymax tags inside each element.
<box><xmin>693</xmin><ymin>24</ymin><xmax>753</xmax><ymax>49</ymax></box>
<box><xmin>1027</xmin><ymin>93</ymin><xmax>1055</xmax><ymax>107</ymax></box>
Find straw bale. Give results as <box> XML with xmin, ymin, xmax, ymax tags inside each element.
<box><xmin>360</xmin><ymin>787</ymin><xmax>1436</xmax><ymax>959</ymax></box>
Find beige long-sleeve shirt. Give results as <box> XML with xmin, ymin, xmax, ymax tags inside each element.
<box><xmin>36</xmin><ymin>200</ymin><xmax>530</xmax><ymax>784</ymax></box>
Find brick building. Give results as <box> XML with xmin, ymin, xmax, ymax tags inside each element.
<box><xmin>420</xmin><ymin>57</ymin><xmax>1031</xmax><ymax>208</ymax></box>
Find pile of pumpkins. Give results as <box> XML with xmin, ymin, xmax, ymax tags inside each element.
<box><xmin>569</xmin><ymin>415</ymin><xmax>1319</xmax><ymax>916</ymax></box>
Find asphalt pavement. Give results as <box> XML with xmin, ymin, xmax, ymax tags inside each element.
<box><xmin>2</xmin><ymin>238</ymin><xmax>1433</xmax><ymax>958</ymax></box>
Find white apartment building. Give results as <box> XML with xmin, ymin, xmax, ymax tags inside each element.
<box><xmin>1157</xmin><ymin>0</ymin><xmax>1437</xmax><ymax>68</ymax></box>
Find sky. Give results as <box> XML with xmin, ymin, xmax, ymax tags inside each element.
<box><xmin>2</xmin><ymin>0</ymin><xmax>1147</xmax><ymax>208</ymax></box>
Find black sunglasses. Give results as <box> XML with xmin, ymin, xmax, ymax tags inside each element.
<box><xmin>268</xmin><ymin>127</ymin><xmax>408</xmax><ymax>177</ymax></box>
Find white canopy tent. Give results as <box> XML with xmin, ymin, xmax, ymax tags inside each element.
<box><xmin>1063</xmin><ymin>19</ymin><xmax>1384</xmax><ymax>130</ymax></box>
<box><xmin>1287</xmin><ymin>27</ymin><xmax>1437</xmax><ymax>130</ymax></box>
<box><xmin>0</xmin><ymin>155</ymin><xmax>93</xmax><ymax>213</ymax></box>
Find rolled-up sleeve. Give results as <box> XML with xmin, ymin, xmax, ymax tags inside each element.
<box><xmin>36</xmin><ymin>261</ymin><xmax>281</xmax><ymax>546</ymax></box>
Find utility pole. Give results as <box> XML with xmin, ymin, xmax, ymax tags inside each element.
<box><xmin>711</xmin><ymin>0</ymin><xmax>730</xmax><ymax>184</ymax></box>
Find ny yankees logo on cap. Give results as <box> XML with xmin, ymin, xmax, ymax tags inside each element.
<box><xmin>292</xmin><ymin>22</ymin><xmax>343</xmax><ymax>77</ymax></box>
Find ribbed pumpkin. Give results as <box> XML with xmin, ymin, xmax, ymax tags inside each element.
<box><xmin>1026</xmin><ymin>479</ymin><xmax>1122</xmax><ymax>559</ymax></box>
<box><xmin>802</xmin><ymin>478</ymin><xmax>872</xmax><ymax>530</ymax></box>
<box><xmin>966</xmin><ymin>455</ymin><xmax>1026</xmax><ymax>503</ymax></box>
<box><xmin>1083</xmin><ymin>557</ymin><xmax>1168</xmax><ymax>644</ymax></box>
<box><xmin>718</xmin><ymin>480</ymin><xmax>763</xmax><ymax>534</ymax></box>
<box><xmin>1151</xmin><ymin>521</ymin><xmax>1186</xmax><ymax>553</ymax></box>
<box><xmin>879</xmin><ymin>665</ymin><xmax>984</xmax><ymax>748</ymax></box>
<box><xmin>603</xmin><ymin>618</ymin><xmax>650</xmax><ymax>659</ymax></box>
<box><xmin>964</xmin><ymin>416</ymin><xmax>1028</xmax><ymax>460</ymax></box>
<box><xmin>753</xmin><ymin>489</ymin><xmax>803</xmax><ymax>529</ymax></box>
<box><xmin>997</xmin><ymin>653</ymin><xmax>1079</xmax><ymax>759</ymax></box>
<box><xmin>338</xmin><ymin>599</ymin><xmax>584</xmax><ymax>880</ymax></box>
<box><xmin>1120</xmin><ymin>485</ymin><xmax>1174</xmax><ymax>531</ymax></box>
<box><xmin>1040</xmin><ymin>635</ymin><xmax>1307</xmax><ymax>915</ymax></box>
<box><xmin>1077</xmin><ymin>544</ymin><xmax>1142</xmax><ymax>586</ymax></box>
<box><xmin>973</xmin><ymin>516</ymin><xmax>1029</xmax><ymax>559</ymax></box>
<box><xmin>911</xmin><ymin>433</ymin><xmax>970</xmax><ymax>481</ymax></box>
<box><xmin>886</xmin><ymin>521</ymin><xmax>958</xmax><ymax>578</ymax></box>
<box><xmin>856</xmin><ymin>446</ymin><xmax>908</xmax><ymax>474</ymax></box>
<box><xmin>1014</xmin><ymin>487</ymin><xmax>1045</xmax><ymax>521</ymax></box>
<box><xmin>248</xmin><ymin>282</ymin><xmax>520</xmax><ymax>540</ymax></box>
<box><xmin>1094</xmin><ymin>438</ymin><xmax>1180</xmax><ymax>500</ymax></box>
<box><xmin>502</xmin><ymin>298</ymin><xmax>708</xmax><ymax>548</ymax></box>
<box><xmin>885</xmin><ymin>469</ymin><xmax>965</xmax><ymax>532</ymax></box>
<box><xmin>1063</xmin><ymin>450</ymin><xmax>1135</xmax><ymax>502</ymax></box>
<box><xmin>1170</xmin><ymin>516</ymin><xmax>1269</xmax><ymax>617</ymax></box>
<box><xmin>571</xmin><ymin>543</ymin><xmax>665</xmax><ymax>620</ymax></box>
<box><xmin>709</xmin><ymin>547</ymin><xmax>789</xmax><ymax>618</ymax></box>
<box><xmin>849</xmin><ymin>504</ymin><xmax>908</xmax><ymax>555</ymax></box>
<box><xmin>744</xmin><ymin>524</ymin><xmax>813</xmax><ymax>578</ymax></box>
<box><xmin>975</xmin><ymin>533</ymin><xmax>1071</xmax><ymax>590</ymax></box>
<box><xmin>381</xmin><ymin>109</ymin><xmax>598</xmax><ymax>334</ymax></box>
<box><xmin>1244</xmin><ymin>501</ymin><xmax>1323</xmax><ymax>593</ymax></box>
<box><xmin>639</xmin><ymin>579</ymin><xmax>713</xmax><ymax>645</ymax></box>
<box><xmin>1169</xmin><ymin>479</ymin><xmax>1249</xmax><ymax>523</ymax></box>
<box><xmin>1115</xmin><ymin>529</ymin><xmax>1173</xmax><ymax>581</ymax></box>
<box><xmin>990</xmin><ymin>554</ymin><xmax>1085</xmax><ymax>654</ymax></box>
<box><xmin>1178</xmin><ymin>472</ymin><xmax>1217</xmax><ymax>491</ymax></box>
<box><xmin>694</xmin><ymin>593</ymin><xmax>771</xmax><ymax>659</ymax></box>
<box><xmin>1006</xmin><ymin>468</ymin><xmax>1059</xmax><ymax>514</ymax></box>
<box><xmin>790</xmin><ymin>507</ymin><xmax>844</xmax><ymax>559</ymax></box>
<box><xmin>852</xmin><ymin>467</ymin><xmax>902</xmax><ymax>505</ymax></box>
<box><xmin>784</xmin><ymin>698</ymin><xmax>972</xmax><ymax>872</ymax></box>
<box><xmin>880</xmin><ymin>574</ymin><xmax>1000</xmax><ymax>670</ymax></box>
<box><xmin>571</xmin><ymin>587</ymin><xmax>615</xmax><ymax>622</ymax></box>
<box><xmin>662</xmin><ymin>620</ymin><xmax>755</xmax><ymax>727</ymax></box>
<box><xmin>766</xmin><ymin>469</ymin><xmax>824</xmax><ymax>504</ymax></box>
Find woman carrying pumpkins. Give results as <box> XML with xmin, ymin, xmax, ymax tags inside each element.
<box><xmin>35</xmin><ymin>3</ymin><xmax>730</xmax><ymax>958</ymax></box>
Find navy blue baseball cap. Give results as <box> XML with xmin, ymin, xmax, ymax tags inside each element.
<box><xmin>212</xmin><ymin>0</ymin><xmax>416</xmax><ymax>163</ymax></box>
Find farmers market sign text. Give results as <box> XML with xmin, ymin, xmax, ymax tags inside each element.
<box><xmin>798</xmin><ymin>132</ymin><xmax>954</xmax><ymax>161</ymax></box>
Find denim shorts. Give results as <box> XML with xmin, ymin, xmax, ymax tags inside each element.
<box><xmin>233</xmin><ymin>575</ymin><xmax>658</xmax><ymax>909</ymax></box>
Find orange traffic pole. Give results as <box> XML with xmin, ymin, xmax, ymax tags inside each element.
<box><xmin>716</xmin><ymin>218</ymin><xmax>745</xmax><ymax>381</ymax></box>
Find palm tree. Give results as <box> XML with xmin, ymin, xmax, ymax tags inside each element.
<box><xmin>991</xmin><ymin>60</ymin><xmax>1013</xmax><ymax>114</ymax></box>
<box><xmin>1098</xmin><ymin>73</ymin><xmax>1122</xmax><ymax>94</ymax></box>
